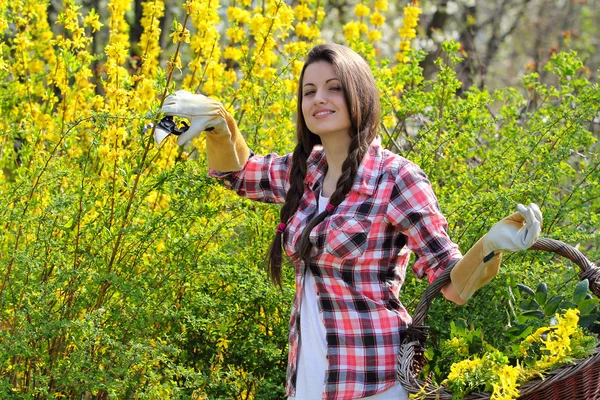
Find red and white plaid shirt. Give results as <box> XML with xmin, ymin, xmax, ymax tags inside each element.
<box><xmin>211</xmin><ymin>139</ymin><xmax>461</xmax><ymax>399</ymax></box>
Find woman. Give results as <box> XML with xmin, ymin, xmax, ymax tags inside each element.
<box><xmin>158</xmin><ymin>43</ymin><xmax>542</xmax><ymax>400</ymax></box>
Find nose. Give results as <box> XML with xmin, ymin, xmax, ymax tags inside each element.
<box><xmin>313</xmin><ymin>88</ymin><xmax>326</xmax><ymax>104</ymax></box>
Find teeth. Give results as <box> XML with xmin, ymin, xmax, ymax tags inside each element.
<box><xmin>315</xmin><ymin>111</ymin><xmax>333</xmax><ymax>117</ymax></box>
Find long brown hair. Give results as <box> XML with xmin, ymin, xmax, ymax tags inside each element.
<box><xmin>266</xmin><ymin>43</ymin><xmax>380</xmax><ymax>285</ymax></box>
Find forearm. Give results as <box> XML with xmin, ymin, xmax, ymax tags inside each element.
<box><xmin>209</xmin><ymin>152</ymin><xmax>290</xmax><ymax>203</ymax></box>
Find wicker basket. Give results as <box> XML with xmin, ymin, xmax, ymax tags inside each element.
<box><xmin>397</xmin><ymin>238</ymin><xmax>600</xmax><ymax>399</ymax></box>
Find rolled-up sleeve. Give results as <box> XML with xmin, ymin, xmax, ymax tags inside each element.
<box><xmin>209</xmin><ymin>152</ymin><xmax>291</xmax><ymax>204</ymax></box>
<box><xmin>386</xmin><ymin>161</ymin><xmax>461</xmax><ymax>283</ymax></box>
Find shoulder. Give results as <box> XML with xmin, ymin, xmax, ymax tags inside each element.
<box><xmin>379</xmin><ymin>148</ymin><xmax>427</xmax><ymax>184</ymax></box>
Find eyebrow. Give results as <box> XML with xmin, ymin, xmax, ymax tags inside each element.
<box><xmin>303</xmin><ymin>78</ymin><xmax>341</xmax><ymax>87</ymax></box>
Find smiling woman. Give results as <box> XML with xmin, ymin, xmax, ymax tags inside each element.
<box><xmin>158</xmin><ymin>43</ymin><xmax>542</xmax><ymax>400</ymax></box>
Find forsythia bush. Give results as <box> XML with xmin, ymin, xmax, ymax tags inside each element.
<box><xmin>0</xmin><ymin>0</ymin><xmax>598</xmax><ymax>398</ymax></box>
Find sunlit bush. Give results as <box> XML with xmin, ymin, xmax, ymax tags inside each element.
<box><xmin>0</xmin><ymin>0</ymin><xmax>598</xmax><ymax>398</ymax></box>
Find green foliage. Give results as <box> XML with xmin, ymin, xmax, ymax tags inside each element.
<box><xmin>422</xmin><ymin>284</ymin><xmax>599</xmax><ymax>399</ymax></box>
<box><xmin>387</xmin><ymin>45</ymin><xmax>599</xmax><ymax>350</ymax></box>
<box><xmin>0</xmin><ymin>0</ymin><xmax>598</xmax><ymax>396</ymax></box>
<box><xmin>508</xmin><ymin>279</ymin><xmax>600</xmax><ymax>346</ymax></box>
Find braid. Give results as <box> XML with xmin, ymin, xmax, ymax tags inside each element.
<box><xmin>266</xmin><ymin>143</ymin><xmax>309</xmax><ymax>286</ymax></box>
<box><xmin>296</xmin><ymin>133</ymin><xmax>367</xmax><ymax>262</ymax></box>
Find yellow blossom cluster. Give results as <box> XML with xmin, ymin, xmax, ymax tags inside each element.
<box><xmin>491</xmin><ymin>365</ymin><xmax>521</xmax><ymax>400</ymax></box>
<box><xmin>445</xmin><ymin>353</ymin><xmax>522</xmax><ymax>400</ymax></box>
<box><xmin>183</xmin><ymin>0</ymin><xmax>224</xmax><ymax>94</ymax></box>
<box><xmin>396</xmin><ymin>0</ymin><xmax>421</xmax><ymax>63</ymax></box>
<box><xmin>343</xmin><ymin>0</ymin><xmax>388</xmax><ymax>43</ymax></box>
<box><xmin>131</xmin><ymin>0</ymin><xmax>165</xmax><ymax>113</ymax></box>
<box><xmin>104</xmin><ymin>0</ymin><xmax>133</xmax><ymax>114</ymax></box>
<box><xmin>521</xmin><ymin>308</ymin><xmax>582</xmax><ymax>369</ymax></box>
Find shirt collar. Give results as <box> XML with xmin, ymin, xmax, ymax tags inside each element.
<box><xmin>304</xmin><ymin>136</ymin><xmax>385</xmax><ymax>196</ymax></box>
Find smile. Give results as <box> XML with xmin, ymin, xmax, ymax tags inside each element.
<box><xmin>314</xmin><ymin>110</ymin><xmax>334</xmax><ymax>117</ymax></box>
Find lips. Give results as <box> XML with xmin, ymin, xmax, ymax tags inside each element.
<box><xmin>313</xmin><ymin>109</ymin><xmax>334</xmax><ymax>118</ymax></box>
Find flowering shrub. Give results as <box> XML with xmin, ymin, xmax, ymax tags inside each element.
<box><xmin>0</xmin><ymin>0</ymin><xmax>598</xmax><ymax>398</ymax></box>
<box><xmin>417</xmin><ymin>281</ymin><xmax>599</xmax><ymax>399</ymax></box>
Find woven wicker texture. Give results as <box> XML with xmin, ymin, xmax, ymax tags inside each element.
<box><xmin>397</xmin><ymin>238</ymin><xmax>600</xmax><ymax>400</ymax></box>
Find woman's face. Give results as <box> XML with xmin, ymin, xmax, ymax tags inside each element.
<box><xmin>301</xmin><ymin>61</ymin><xmax>351</xmax><ymax>141</ymax></box>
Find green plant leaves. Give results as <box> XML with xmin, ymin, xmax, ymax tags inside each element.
<box><xmin>544</xmin><ymin>295</ymin><xmax>564</xmax><ymax>316</ymax></box>
<box><xmin>574</xmin><ymin>279</ymin><xmax>590</xmax><ymax>305</ymax></box>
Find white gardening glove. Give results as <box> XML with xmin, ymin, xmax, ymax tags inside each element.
<box><xmin>450</xmin><ymin>203</ymin><xmax>543</xmax><ymax>301</ymax></box>
<box><xmin>158</xmin><ymin>90</ymin><xmax>250</xmax><ymax>172</ymax></box>
<box><xmin>482</xmin><ymin>203</ymin><xmax>542</xmax><ymax>255</ymax></box>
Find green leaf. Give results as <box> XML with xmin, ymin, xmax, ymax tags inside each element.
<box><xmin>573</xmin><ymin>279</ymin><xmax>590</xmax><ymax>305</ymax></box>
<box><xmin>451</xmin><ymin>319</ymin><xmax>468</xmax><ymax>337</ymax></box>
<box><xmin>544</xmin><ymin>295</ymin><xmax>564</xmax><ymax>316</ymax></box>
<box><xmin>517</xmin><ymin>283</ymin><xmax>536</xmax><ymax>297</ymax></box>
<box><xmin>520</xmin><ymin>298</ymin><xmax>540</xmax><ymax>311</ymax></box>
<box><xmin>468</xmin><ymin>334</ymin><xmax>483</xmax><ymax>354</ymax></box>
<box><xmin>578</xmin><ymin>314</ymin><xmax>599</xmax><ymax>329</ymax></box>
<box><xmin>521</xmin><ymin>310</ymin><xmax>545</xmax><ymax>320</ymax></box>
<box><xmin>560</xmin><ymin>301</ymin><xmax>577</xmax><ymax>311</ymax></box>
<box><xmin>535</xmin><ymin>283</ymin><xmax>548</xmax><ymax>305</ymax></box>
<box><xmin>578</xmin><ymin>298</ymin><xmax>599</xmax><ymax>315</ymax></box>
<box><xmin>505</xmin><ymin>324</ymin><xmax>533</xmax><ymax>342</ymax></box>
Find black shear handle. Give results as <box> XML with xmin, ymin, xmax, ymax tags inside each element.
<box><xmin>156</xmin><ymin>116</ymin><xmax>214</xmax><ymax>135</ymax></box>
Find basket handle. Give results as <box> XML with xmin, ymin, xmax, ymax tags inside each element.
<box><xmin>410</xmin><ymin>238</ymin><xmax>600</xmax><ymax>327</ymax></box>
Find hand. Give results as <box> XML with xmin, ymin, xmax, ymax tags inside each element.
<box><xmin>157</xmin><ymin>90</ymin><xmax>250</xmax><ymax>172</ymax></box>
<box><xmin>483</xmin><ymin>203</ymin><xmax>543</xmax><ymax>255</ymax></box>
<box><xmin>450</xmin><ymin>202</ymin><xmax>543</xmax><ymax>302</ymax></box>
<box><xmin>161</xmin><ymin>90</ymin><xmax>228</xmax><ymax>146</ymax></box>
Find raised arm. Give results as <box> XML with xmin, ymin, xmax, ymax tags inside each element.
<box><xmin>158</xmin><ymin>90</ymin><xmax>290</xmax><ymax>203</ymax></box>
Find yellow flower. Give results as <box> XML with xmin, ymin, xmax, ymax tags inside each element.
<box><xmin>226</xmin><ymin>26</ymin><xmax>245</xmax><ymax>43</ymax></box>
<box><xmin>399</xmin><ymin>26</ymin><xmax>416</xmax><ymax>39</ymax></box>
<box><xmin>383</xmin><ymin>115</ymin><xmax>396</xmax><ymax>129</ymax></box>
<box><xmin>491</xmin><ymin>365</ymin><xmax>521</xmax><ymax>400</ymax></box>
<box><xmin>278</xmin><ymin>4</ymin><xmax>294</xmax><ymax>26</ymax></box>
<box><xmin>223</xmin><ymin>46</ymin><xmax>244</xmax><ymax>61</ymax></box>
<box><xmin>404</xmin><ymin>5</ymin><xmax>422</xmax><ymax>20</ymax></box>
<box><xmin>446</xmin><ymin>357</ymin><xmax>483</xmax><ymax>381</ymax></box>
<box><xmin>83</xmin><ymin>9</ymin><xmax>103</xmax><ymax>32</ymax></box>
<box><xmin>395</xmin><ymin>52</ymin><xmax>409</xmax><ymax>63</ymax></box>
<box><xmin>184</xmin><ymin>0</ymin><xmax>202</xmax><ymax>15</ymax></box>
<box><xmin>262</xmin><ymin>49</ymin><xmax>277</xmax><ymax>66</ymax></box>
<box><xmin>541</xmin><ymin>309</ymin><xmax>580</xmax><ymax>364</ymax></box>
<box><xmin>368</xmin><ymin>30</ymin><xmax>382</xmax><ymax>42</ymax></box>
<box><xmin>170</xmin><ymin>22</ymin><xmax>190</xmax><ymax>44</ymax></box>
<box><xmin>224</xmin><ymin>69</ymin><xmax>238</xmax><ymax>85</ymax></box>
<box><xmin>295</xmin><ymin>22</ymin><xmax>310</xmax><ymax>38</ymax></box>
<box><xmin>343</xmin><ymin>21</ymin><xmax>361</xmax><ymax>40</ymax></box>
<box><xmin>354</xmin><ymin>4</ymin><xmax>370</xmax><ymax>17</ymax></box>
<box><xmin>294</xmin><ymin>3</ymin><xmax>313</xmax><ymax>21</ymax></box>
<box><xmin>374</xmin><ymin>0</ymin><xmax>388</xmax><ymax>11</ymax></box>
<box><xmin>227</xmin><ymin>7</ymin><xmax>251</xmax><ymax>24</ymax></box>
<box><xmin>269</xmin><ymin>103</ymin><xmax>282</xmax><ymax>115</ymax></box>
<box><xmin>370</xmin><ymin>12</ymin><xmax>385</xmax><ymax>27</ymax></box>
<box><xmin>249</xmin><ymin>13</ymin><xmax>266</xmax><ymax>36</ymax></box>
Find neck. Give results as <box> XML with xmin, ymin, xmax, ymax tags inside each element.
<box><xmin>320</xmin><ymin>134</ymin><xmax>351</xmax><ymax>197</ymax></box>
<box><xmin>320</xmin><ymin>135</ymin><xmax>351</xmax><ymax>177</ymax></box>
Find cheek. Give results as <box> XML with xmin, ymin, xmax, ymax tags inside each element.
<box><xmin>301</xmin><ymin>101</ymin><xmax>311</xmax><ymax>121</ymax></box>
<box><xmin>301</xmin><ymin>100</ymin><xmax>308</xmax><ymax>119</ymax></box>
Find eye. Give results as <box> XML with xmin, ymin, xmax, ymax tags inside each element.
<box><xmin>303</xmin><ymin>89</ymin><xmax>315</xmax><ymax>96</ymax></box>
<box><xmin>330</xmin><ymin>86</ymin><xmax>342</xmax><ymax>92</ymax></box>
